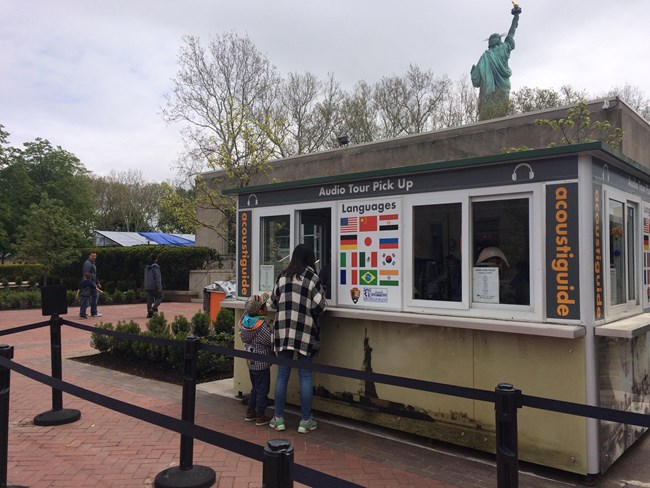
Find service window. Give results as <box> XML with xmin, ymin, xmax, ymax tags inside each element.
<box><xmin>412</xmin><ymin>202</ymin><xmax>462</xmax><ymax>302</ymax></box>
<box><xmin>259</xmin><ymin>215</ymin><xmax>290</xmax><ymax>288</ymax></box>
<box><xmin>471</xmin><ymin>197</ymin><xmax>530</xmax><ymax>306</ymax></box>
<box><xmin>607</xmin><ymin>195</ymin><xmax>638</xmax><ymax>308</ymax></box>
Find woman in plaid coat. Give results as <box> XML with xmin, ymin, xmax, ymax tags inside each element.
<box><xmin>269</xmin><ymin>244</ymin><xmax>327</xmax><ymax>434</ymax></box>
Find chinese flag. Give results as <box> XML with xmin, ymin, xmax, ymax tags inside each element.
<box><xmin>359</xmin><ymin>216</ymin><xmax>378</xmax><ymax>232</ymax></box>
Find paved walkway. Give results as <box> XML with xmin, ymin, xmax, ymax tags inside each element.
<box><xmin>0</xmin><ymin>303</ymin><xmax>648</xmax><ymax>487</ymax></box>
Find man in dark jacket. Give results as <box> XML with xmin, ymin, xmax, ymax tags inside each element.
<box><xmin>144</xmin><ymin>254</ymin><xmax>163</xmax><ymax>318</ymax></box>
<box><xmin>82</xmin><ymin>252</ymin><xmax>102</xmax><ymax>317</ymax></box>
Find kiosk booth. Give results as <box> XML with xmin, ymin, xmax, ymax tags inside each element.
<box><xmin>220</xmin><ymin>106</ymin><xmax>650</xmax><ymax>476</ymax></box>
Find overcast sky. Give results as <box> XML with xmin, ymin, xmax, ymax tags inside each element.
<box><xmin>1</xmin><ymin>0</ymin><xmax>648</xmax><ymax>183</ymax></box>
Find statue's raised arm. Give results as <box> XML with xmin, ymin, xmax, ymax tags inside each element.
<box><xmin>471</xmin><ymin>3</ymin><xmax>522</xmax><ymax>120</ymax></box>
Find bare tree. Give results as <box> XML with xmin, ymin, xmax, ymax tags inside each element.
<box><xmin>339</xmin><ymin>81</ymin><xmax>379</xmax><ymax>145</ymax></box>
<box><xmin>162</xmin><ymin>33</ymin><xmax>280</xmax><ymax>185</ymax></box>
<box><xmin>162</xmin><ymin>33</ymin><xmax>283</xmax><ymax>246</ymax></box>
<box><xmin>92</xmin><ymin>170</ymin><xmax>162</xmax><ymax>232</ymax></box>
<box><xmin>438</xmin><ymin>75</ymin><xmax>479</xmax><ymax>127</ymax></box>
<box><xmin>373</xmin><ymin>65</ymin><xmax>452</xmax><ymax>138</ymax></box>
<box><xmin>374</xmin><ymin>74</ymin><xmax>409</xmax><ymax>138</ymax></box>
<box><xmin>605</xmin><ymin>83</ymin><xmax>650</xmax><ymax>120</ymax></box>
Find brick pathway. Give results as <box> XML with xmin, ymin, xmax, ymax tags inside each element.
<box><xmin>0</xmin><ymin>304</ymin><xmax>647</xmax><ymax>487</ymax></box>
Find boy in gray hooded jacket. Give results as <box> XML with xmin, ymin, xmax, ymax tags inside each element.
<box><xmin>239</xmin><ymin>292</ymin><xmax>273</xmax><ymax>425</ymax></box>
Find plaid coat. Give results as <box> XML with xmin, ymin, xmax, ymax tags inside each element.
<box><xmin>239</xmin><ymin>315</ymin><xmax>273</xmax><ymax>370</ymax></box>
<box><xmin>270</xmin><ymin>266</ymin><xmax>327</xmax><ymax>357</ymax></box>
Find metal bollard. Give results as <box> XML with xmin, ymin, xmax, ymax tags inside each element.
<box><xmin>154</xmin><ymin>336</ymin><xmax>216</xmax><ymax>488</ymax></box>
<box><xmin>179</xmin><ymin>335</ymin><xmax>200</xmax><ymax>470</ymax></box>
<box><xmin>33</xmin><ymin>314</ymin><xmax>81</xmax><ymax>426</ymax></box>
<box><xmin>0</xmin><ymin>344</ymin><xmax>15</xmax><ymax>488</ymax></box>
<box><xmin>495</xmin><ymin>383</ymin><xmax>522</xmax><ymax>488</ymax></box>
<box><xmin>263</xmin><ymin>439</ymin><xmax>294</xmax><ymax>488</ymax></box>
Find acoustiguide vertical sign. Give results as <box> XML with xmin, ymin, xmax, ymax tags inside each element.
<box><xmin>238</xmin><ymin>210</ymin><xmax>252</xmax><ymax>298</ymax></box>
<box><xmin>546</xmin><ymin>183</ymin><xmax>580</xmax><ymax>320</ymax></box>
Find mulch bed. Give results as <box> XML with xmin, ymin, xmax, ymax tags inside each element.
<box><xmin>71</xmin><ymin>352</ymin><xmax>232</xmax><ymax>385</ymax></box>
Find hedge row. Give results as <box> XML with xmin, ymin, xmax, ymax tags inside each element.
<box><xmin>90</xmin><ymin>309</ymin><xmax>235</xmax><ymax>383</ymax></box>
<box><xmin>52</xmin><ymin>245</ymin><xmax>220</xmax><ymax>292</ymax></box>
<box><xmin>0</xmin><ymin>288</ymin><xmax>160</xmax><ymax>310</ymax></box>
<box><xmin>0</xmin><ymin>264</ymin><xmax>45</xmax><ymax>284</ymax></box>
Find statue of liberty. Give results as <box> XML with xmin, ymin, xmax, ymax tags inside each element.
<box><xmin>471</xmin><ymin>3</ymin><xmax>522</xmax><ymax>120</ymax></box>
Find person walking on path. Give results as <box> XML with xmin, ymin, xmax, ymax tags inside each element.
<box><xmin>239</xmin><ymin>292</ymin><xmax>273</xmax><ymax>426</ymax></box>
<box><xmin>82</xmin><ymin>252</ymin><xmax>102</xmax><ymax>317</ymax></box>
<box><xmin>269</xmin><ymin>244</ymin><xmax>327</xmax><ymax>434</ymax></box>
<box><xmin>78</xmin><ymin>272</ymin><xmax>98</xmax><ymax>319</ymax></box>
<box><xmin>144</xmin><ymin>254</ymin><xmax>163</xmax><ymax>318</ymax></box>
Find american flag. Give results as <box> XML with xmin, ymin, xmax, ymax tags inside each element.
<box><xmin>644</xmin><ymin>218</ymin><xmax>650</xmax><ymax>234</ymax></box>
<box><xmin>340</xmin><ymin>217</ymin><xmax>358</xmax><ymax>233</ymax></box>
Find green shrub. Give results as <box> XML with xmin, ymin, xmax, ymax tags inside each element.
<box><xmin>171</xmin><ymin>315</ymin><xmax>191</xmax><ymax>335</ymax></box>
<box><xmin>166</xmin><ymin>331</ymin><xmax>190</xmax><ymax>368</ymax></box>
<box><xmin>0</xmin><ymin>289</ymin><xmax>40</xmax><ymax>310</ymax></box>
<box><xmin>147</xmin><ymin>311</ymin><xmax>170</xmax><ymax>335</ymax></box>
<box><xmin>214</xmin><ymin>308</ymin><xmax>235</xmax><ymax>335</ymax></box>
<box><xmin>110</xmin><ymin>320</ymin><xmax>141</xmax><ymax>355</ymax></box>
<box><xmin>191</xmin><ymin>311</ymin><xmax>211</xmax><ymax>337</ymax></box>
<box><xmin>124</xmin><ymin>289</ymin><xmax>136</xmax><ymax>303</ymax></box>
<box><xmin>196</xmin><ymin>336</ymin><xmax>234</xmax><ymax>381</ymax></box>
<box><xmin>0</xmin><ymin>264</ymin><xmax>45</xmax><ymax>283</ymax></box>
<box><xmin>90</xmin><ymin>322</ymin><xmax>114</xmax><ymax>352</ymax></box>
<box><xmin>112</xmin><ymin>290</ymin><xmax>125</xmax><ymax>304</ymax></box>
<box><xmin>131</xmin><ymin>331</ymin><xmax>152</xmax><ymax>360</ymax></box>
<box><xmin>98</xmin><ymin>292</ymin><xmax>112</xmax><ymax>305</ymax></box>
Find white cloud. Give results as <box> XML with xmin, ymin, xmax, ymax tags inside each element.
<box><xmin>1</xmin><ymin>0</ymin><xmax>648</xmax><ymax>183</ymax></box>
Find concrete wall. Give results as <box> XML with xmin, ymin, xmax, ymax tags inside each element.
<box><xmin>231</xmin><ymin>307</ymin><xmax>589</xmax><ymax>474</ymax></box>
<box><xmin>203</xmin><ymin>98</ymin><xmax>647</xmax><ymax>186</ymax></box>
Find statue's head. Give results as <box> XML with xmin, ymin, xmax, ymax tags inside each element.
<box><xmin>488</xmin><ymin>34</ymin><xmax>502</xmax><ymax>48</ymax></box>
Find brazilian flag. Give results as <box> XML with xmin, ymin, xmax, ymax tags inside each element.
<box><xmin>360</xmin><ymin>269</ymin><xmax>378</xmax><ymax>286</ymax></box>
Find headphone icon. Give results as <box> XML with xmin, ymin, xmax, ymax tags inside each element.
<box><xmin>246</xmin><ymin>194</ymin><xmax>258</xmax><ymax>206</ymax></box>
<box><xmin>511</xmin><ymin>163</ymin><xmax>534</xmax><ymax>181</ymax></box>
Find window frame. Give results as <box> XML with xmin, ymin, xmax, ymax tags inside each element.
<box><xmin>403</xmin><ymin>184</ymin><xmax>541</xmax><ymax>320</ymax></box>
<box><xmin>603</xmin><ymin>186</ymin><xmax>642</xmax><ymax>319</ymax></box>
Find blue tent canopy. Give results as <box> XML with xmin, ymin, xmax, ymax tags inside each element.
<box><xmin>138</xmin><ymin>232</ymin><xmax>195</xmax><ymax>246</ymax></box>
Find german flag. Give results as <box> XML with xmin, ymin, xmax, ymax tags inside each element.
<box><xmin>340</xmin><ymin>235</ymin><xmax>358</xmax><ymax>250</ymax></box>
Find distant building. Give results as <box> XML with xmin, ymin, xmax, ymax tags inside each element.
<box><xmin>94</xmin><ymin>231</ymin><xmax>195</xmax><ymax>247</ymax></box>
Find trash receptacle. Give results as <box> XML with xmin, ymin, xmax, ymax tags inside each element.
<box><xmin>208</xmin><ymin>290</ymin><xmax>226</xmax><ymax>322</ymax></box>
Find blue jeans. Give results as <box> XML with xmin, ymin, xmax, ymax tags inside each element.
<box><xmin>79</xmin><ymin>296</ymin><xmax>91</xmax><ymax>317</ymax></box>
<box><xmin>248</xmin><ymin>368</ymin><xmax>270</xmax><ymax>417</ymax></box>
<box><xmin>90</xmin><ymin>290</ymin><xmax>98</xmax><ymax>316</ymax></box>
<box><xmin>273</xmin><ymin>350</ymin><xmax>313</xmax><ymax>421</ymax></box>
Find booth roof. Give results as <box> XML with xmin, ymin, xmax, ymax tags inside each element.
<box><xmin>94</xmin><ymin>231</ymin><xmax>195</xmax><ymax>247</ymax></box>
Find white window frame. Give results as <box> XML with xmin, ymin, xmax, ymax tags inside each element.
<box><xmin>603</xmin><ymin>186</ymin><xmax>642</xmax><ymax>320</ymax></box>
<box><xmin>403</xmin><ymin>184</ymin><xmax>541</xmax><ymax>321</ymax></box>
<box><xmin>252</xmin><ymin>202</ymin><xmax>337</xmax><ymax>304</ymax></box>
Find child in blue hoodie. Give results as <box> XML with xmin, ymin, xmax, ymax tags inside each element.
<box><xmin>239</xmin><ymin>292</ymin><xmax>273</xmax><ymax>426</ymax></box>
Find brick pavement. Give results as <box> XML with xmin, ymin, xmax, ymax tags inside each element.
<box><xmin>1</xmin><ymin>304</ymin><xmax>649</xmax><ymax>487</ymax></box>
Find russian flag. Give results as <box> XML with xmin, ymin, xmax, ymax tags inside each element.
<box><xmin>379</xmin><ymin>238</ymin><xmax>399</xmax><ymax>249</ymax></box>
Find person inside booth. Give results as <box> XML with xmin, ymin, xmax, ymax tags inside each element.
<box><xmin>475</xmin><ymin>246</ymin><xmax>528</xmax><ymax>305</ymax></box>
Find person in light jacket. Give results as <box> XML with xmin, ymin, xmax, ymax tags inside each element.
<box><xmin>144</xmin><ymin>254</ymin><xmax>163</xmax><ymax>318</ymax></box>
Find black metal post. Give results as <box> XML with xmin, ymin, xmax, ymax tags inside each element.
<box><xmin>154</xmin><ymin>336</ymin><xmax>215</xmax><ymax>488</ymax></box>
<box><xmin>263</xmin><ymin>439</ymin><xmax>294</xmax><ymax>488</ymax></box>
<box><xmin>180</xmin><ymin>335</ymin><xmax>199</xmax><ymax>470</ymax></box>
<box><xmin>50</xmin><ymin>313</ymin><xmax>63</xmax><ymax>410</ymax></box>
<box><xmin>34</xmin><ymin>314</ymin><xmax>81</xmax><ymax>426</ymax></box>
<box><xmin>0</xmin><ymin>344</ymin><xmax>15</xmax><ymax>488</ymax></box>
<box><xmin>495</xmin><ymin>383</ymin><xmax>522</xmax><ymax>488</ymax></box>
